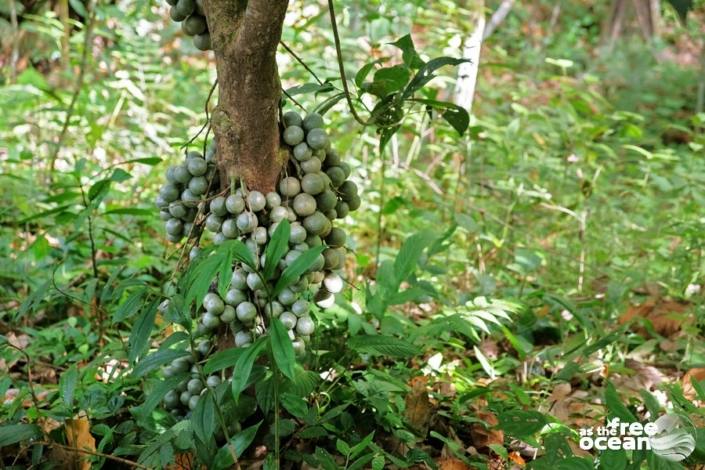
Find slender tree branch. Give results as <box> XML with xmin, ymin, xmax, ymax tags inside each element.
<box><xmin>279</xmin><ymin>41</ymin><xmax>324</xmax><ymax>85</ymax></box>
<box><xmin>38</xmin><ymin>441</ymin><xmax>149</xmax><ymax>469</ymax></box>
<box><xmin>326</xmin><ymin>0</ymin><xmax>368</xmax><ymax>126</ymax></box>
<box><xmin>48</xmin><ymin>0</ymin><xmax>96</xmax><ymax>177</ymax></box>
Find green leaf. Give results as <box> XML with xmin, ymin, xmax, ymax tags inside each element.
<box><xmin>347</xmin><ymin>335</ymin><xmax>417</xmax><ymax>358</ymax></box>
<box><xmin>336</xmin><ymin>438</ymin><xmax>351</xmax><ymax>456</ymax></box>
<box><xmin>264</xmin><ymin>219</ymin><xmax>290</xmax><ymax>280</ymax></box>
<box><xmin>204</xmin><ymin>348</ymin><xmax>245</xmax><ymax>374</ymax></box>
<box><xmin>133</xmin><ymin>348</ymin><xmax>190</xmax><ymax>378</ymax></box>
<box><xmin>59</xmin><ymin>365</ymin><xmax>79</xmax><ymax>409</ymax></box>
<box><xmin>133</xmin><ymin>374</ymin><xmax>189</xmax><ymax>419</ymax></box>
<box><xmin>88</xmin><ymin>179</ymin><xmax>111</xmax><ymax>201</ymax></box>
<box><xmin>666</xmin><ymin>0</ymin><xmax>694</xmax><ymax>21</ymax></box>
<box><xmin>280</xmin><ymin>392</ymin><xmax>308</xmax><ymax>419</ymax></box>
<box><xmin>113</xmin><ymin>287</ymin><xmax>147</xmax><ymax>323</ymax></box>
<box><xmin>183</xmin><ymin>253</ymin><xmax>221</xmax><ymax>308</ymax></box>
<box><xmin>212</xmin><ymin>422</ymin><xmax>262</xmax><ymax>469</ymax></box>
<box><xmin>128</xmin><ymin>299</ymin><xmax>159</xmax><ymax>363</ymax></box>
<box><xmin>110</xmin><ymin>168</ymin><xmax>132</xmax><ymax>182</ymax></box>
<box><xmin>368</xmin><ymin>65</ymin><xmax>410</xmax><ymax>97</ymax></box>
<box><xmin>192</xmin><ymin>390</ymin><xmax>216</xmax><ymax>444</ymax></box>
<box><xmin>403</xmin><ymin>57</ymin><xmax>469</xmax><ymax>99</ymax></box>
<box><xmin>104</xmin><ymin>207</ymin><xmax>153</xmax><ymax>217</ymax></box>
<box><xmin>354</xmin><ymin>60</ymin><xmax>382</xmax><ymax>89</ymax></box>
<box><xmin>390</xmin><ymin>34</ymin><xmax>424</xmax><ymax>69</ymax></box>
<box><xmin>255</xmin><ymin>376</ymin><xmax>275</xmax><ymax>414</ymax></box>
<box><xmin>605</xmin><ymin>381</ymin><xmax>636</xmax><ymax>422</ymax></box>
<box><xmin>0</xmin><ymin>424</ymin><xmax>41</xmax><ymax>447</ymax></box>
<box><xmin>270</xmin><ymin>318</ymin><xmax>296</xmax><ymax>381</ymax></box>
<box><xmin>349</xmin><ymin>431</ymin><xmax>375</xmax><ymax>459</ymax></box>
<box><xmin>231</xmin><ymin>337</ymin><xmax>267</xmax><ymax>401</ymax></box>
<box><xmin>393</xmin><ymin>231</ymin><xmax>435</xmax><ymax>287</ymax></box>
<box><xmin>498</xmin><ymin>410</ymin><xmax>546</xmax><ymax>438</ymax></box>
<box><xmin>273</xmin><ymin>245</ymin><xmax>325</xmax><ymax>296</ymax></box>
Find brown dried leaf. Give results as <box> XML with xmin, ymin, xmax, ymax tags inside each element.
<box><xmin>470</xmin><ymin>410</ymin><xmax>504</xmax><ymax>449</ymax></box>
<box><xmin>437</xmin><ymin>457</ymin><xmax>471</xmax><ymax>470</ymax></box>
<box><xmin>682</xmin><ymin>368</ymin><xmax>705</xmax><ymax>401</ymax></box>
<box><xmin>619</xmin><ymin>299</ymin><xmax>691</xmax><ymax>337</ymax></box>
<box><xmin>405</xmin><ymin>376</ymin><xmax>433</xmax><ymax>435</ymax></box>
<box><xmin>508</xmin><ymin>451</ymin><xmax>526</xmax><ymax>466</ymax></box>
<box><xmin>65</xmin><ymin>416</ymin><xmax>96</xmax><ymax>470</ymax></box>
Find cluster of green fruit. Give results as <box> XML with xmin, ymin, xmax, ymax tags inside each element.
<box><xmin>155</xmin><ymin>147</ymin><xmax>218</xmax><ymax>243</ymax></box>
<box><xmin>165</xmin><ymin>0</ymin><xmax>211</xmax><ymax>51</ymax></box>
<box><xmin>158</xmin><ymin>111</ymin><xmax>359</xmax><ymax>416</ymax></box>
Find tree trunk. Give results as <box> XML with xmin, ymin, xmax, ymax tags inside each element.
<box><xmin>203</xmin><ymin>0</ymin><xmax>290</xmax><ymax>193</ymax></box>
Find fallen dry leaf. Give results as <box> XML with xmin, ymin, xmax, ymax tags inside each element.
<box><xmin>470</xmin><ymin>410</ymin><xmax>504</xmax><ymax>449</ymax></box>
<box><xmin>65</xmin><ymin>415</ymin><xmax>96</xmax><ymax>470</ymax></box>
<box><xmin>437</xmin><ymin>457</ymin><xmax>471</xmax><ymax>470</ymax></box>
<box><xmin>508</xmin><ymin>451</ymin><xmax>526</xmax><ymax>466</ymax></box>
<box><xmin>682</xmin><ymin>368</ymin><xmax>705</xmax><ymax>401</ymax></box>
<box><xmin>405</xmin><ymin>376</ymin><xmax>433</xmax><ymax>435</ymax></box>
<box><xmin>619</xmin><ymin>299</ymin><xmax>691</xmax><ymax>337</ymax></box>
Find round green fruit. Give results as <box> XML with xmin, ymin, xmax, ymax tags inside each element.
<box><xmin>290</xmin><ymin>223</ymin><xmax>307</xmax><ymax>244</ymax></box>
<box><xmin>315</xmin><ymin>190</ymin><xmax>337</xmax><ymax>212</ymax></box>
<box><xmin>203</xmin><ymin>292</ymin><xmax>225</xmax><ymax>314</ymax></box>
<box><xmin>326</xmin><ymin>227</ymin><xmax>346</xmax><ymax>248</ymax></box>
<box><xmin>283</xmin><ymin>111</ymin><xmax>302</xmax><ymax>128</ymax></box>
<box><xmin>264</xmin><ymin>301</ymin><xmax>284</xmax><ymax>318</ymax></box>
<box><xmin>296</xmin><ymin>316</ymin><xmax>315</xmax><ymax>335</ymax></box>
<box><xmin>347</xmin><ymin>195</ymin><xmax>361</xmax><ymax>211</ymax></box>
<box><xmin>205</xmin><ymin>214</ymin><xmax>222</xmax><ymax>233</ymax></box>
<box><xmin>218</xmin><ymin>219</ymin><xmax>236</xmax><ymax>238</ymax></box>
<box><xmin>283</xmin><ymin>126</ymin><xmax>304</xmax><ymax>146</ymax></box>
<box><xmin>169</xmin><ymin>201</ymin><xmax>187</xmax><ymax>218</ymax></box>
<box><xmin>339</xmin><ymin>180</ymin><xmax>358</xmax><ymax>202</ymax></box>
<box><xmin>188</xmin><ymin>395</ymin><xmax>199</xmax><ymax>410</ymax></box>
<box><xmin>236</xmin><ymin>302</ymin><xmax>257</xmax><ymax>322</ymax></box>
<box><xmin>247</xmin><ymin>191</ymin><xmax>266</xmax><ymax>212</ymax></box>
<box><xmin>266</xmin><ymin>192</ymin><xmax>281</xmax><ymax>209</ymax></box>
<box><xmin>302</xmin><ymin>113</ymin><xmax>324</xmax><ymax>131</ymax></box>
<box><xmin>193</xmin><ymin>33</ymin><xmax>211</xmax><ymax>51</ymax></box>
<box><xmin>182</xmin><ymin>14</ymin><xmax>207</xmax><ymax>35</ymax></box>
<box><xmin>210</xmin><ymin>196</ymin><xmax>227</xmax><ymax>216</ymax></box>
<box><xmin>181</xmin><ymin>189</ymin><xmax>200</xmax><ymax>207</ymax></box>
<box><xmin>188</xmin><ymin>176</ymin><xmax>208</xmax><ymax>195</ymax></box>
<box><xmin>230</xmin><ymin>268</ymin><xmax>247</xmax><ymax>289</ymax></box>
<box><xmin>326</xmin><ymin>167</ymin><xmax>346</xmax><ymax>188</ymax></box>
<box><xmin>335</xmin><ymin>201</ymin><xmax>349</xmax><ymax>218</ymax></box>
<box><xmin>301</xmin><ymin>173</ymin><xmax>325</xmax><ymax>195</ymax></box>
<box><xmin>279</xmin><ymin>177</ymin><xmax>300</xmax><ymax>197</ymax></box>
<box><xmin>166</xmin><ymin>218</ymin><xmax>184</xmax><ymax>236</ymax></box>
<box><xmin>175</xmin><ymin>0</ymin><xmax>196</xmax><ymax>18</ymax></box>
<box><xmin>225</xmin><ymin>289</ymin><xmax>247</xmax><ymax>306</ymax></box>
<box><xmin>234</xmin><ymin>330</ymin><xmax>252</xmax><ymax>347</ymax></box>
<box><xmin>160</xmin><ymin>184</ymin><xmax>180</xmax><ymax>202</ymax></box>
<box><xmin>303</xmin><ymin>211</ymin><xmax>329</xmax><ymax>235</ymax></box>
<box><xmin>173</xmin><ymin>164</ymin><xmax>191</xmax><ymax>183</ymax></box>
<box><xmin>293</xmin><ymin>142</ymin><xmax>312</xmax><ymax>161</ymax></box>
<box><xmin>301</xmin><ymin>157</ymin><xmax>322</xmax><ymax>173</ymax></box>
<box><xmin>225</xmin><ymin>194</ymin><xmax>245</xmax><ymax>214</ymax></box>
<box><xmin>187</xmin><ymin>157</ymin><xmax>207</xmax><ymax>176</ymax></box>
<box><xmin>206</xmin><ymin>375</ymin><xmax>221</xmax><ymax>388</ymax></box>
<box><xmin>220</xmin><ymin>305</ymin><xmax>236</xmax><ymax>322</ymax></box>
<box><xmin>323</xmin><ymin>247</ymin><xmax>344</xmax><ymax>270</ymax></box>
<box><xmin>170</xmin><ymin>6</ymin><xmax>187</xmax><ymax>21</ymax></box>
<box><xmin>280</xmin><ymin>312</ymin><xmax>297</xmax><ymax>330</ymax></box>
<box><xmin>277</xmin><ymin>288</ymin><xmax>296</xmax><ymax>306</ymax></box>
<box><xmin>306</xmin><ymin>128</ymin><xmax>328</xmax><ymax>150</ymax></box>
<box><xmin>202</xmin><ymin>311</ymin><xmax>220</xmax><ymax>329</ymax></box>
<box><xmin>236</xmin><ymin>212</ymin><xmax>257</xmax><ymax>233</ymax></box>
<box><xmin>291</xmin><ymin>299</ymin><xmax>309</xmax><ymax>317</ymax></box>
<box><xmin>187</xmin><ymin>378</ymin><xmax>203</xmax><ymax>395</ymax></box>
<box><xmin>325</xmin><ymin>150</ymin><xmax>341</xmax><ymax>167</ymax></box>
<box><xmin>293</xmin><ymin>193</ymin><xmax>317</xmax><ymax>217</ymax></box>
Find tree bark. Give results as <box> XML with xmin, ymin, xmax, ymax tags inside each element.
<box><xmin>204</xmin><ymin>0</ymin><xmax>290</xmax><ymax>193</ymax></box>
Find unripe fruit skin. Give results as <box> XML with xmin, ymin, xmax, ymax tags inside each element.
<box><xmin>182</xmin><ymin>14</ymin><xmax>207</xmax><ymax>35</ymax></box>
<box><xmin>280</xmin><ymin>311</ymin><xmax>297</xmax><ymax>329</ymax></box>
<box><xmin>316</xmin><ymin>190</ymin><xmax>337</xmax><ymax>212</ymax></box>
<box><xmin>296</xmin><ymin>316</ymin><xmax>316</xmax><ymax>336</ymax></box>
<box><xmin>205</xmin><ymin>214</ymin><xmax>222</xmax><ymax>233</ymax></box>
<box><xmin>303</xmin><ymin>113</ymin><xmax>324</xmax><ymax>131</ymax></box>
<box><xmin>301</xmin><ymin>157</ymin><xmax>322</xmax><ymax>173</ymax></box>
<box><xmin>301</xmin><ymin>173</ymin><xmax>325</xmax><ymax>195</ymax></box>
<box><xmin>166</xmin><ymin>218</ymin><xmax>184</xmax><ymax>236</ymax></box>
<box><xmin>194</xmin><ymin>33</ymin><xmax>211</xmax><ymax>51</ymax></box>
<box><xmin>210</xmin><ymin>196</ymin><xmax>227</xmax><ymax>216</ymax></box>
<box><xmin>187</xmin><ymin>157</ymin><xmax>208</xmax><ymax>176</ymax></box>
<box><xmin>226</xmin><ymin>195</ymin><xmax>245</xmax><ymax>214</ymax></box>
<box><xmin>222</xmin><ymin>219</ymin><xmax>239</xmax><ymax>238</ymax></box>
<box><xmin>231</xmin><ymin>269</ymin><xmax>247</xmax><ymax>289</ymax></box>
<box><xmin>283</xmin><ymin>126</ymin><xmax>305</xmax><ymax>146</ymax></box>
<box><xmin>189</xmin><ymin>176</ymin><xmax>208</xmax><ymax>195</ymax></box>
<box><xmin>326</xmin><ymin>227</ymin><xmax>346</xmax><ymax>248</ymax></box>
<box><xmin>293</xmin><ymin>143</ymin><xmax>312</xmax><ymax>161</ymax></box>
<box><xmin>293</xmin><ymin>193</ymin><xmax>317</xmax><ymax>217</ymax></box>
<box><xmin>247</xmin><ymin>191</ymin><xmax>266</xmax><ymax>212</ymax></box>
<box><xmin>203</xmin><ymin>293</ymin><xmax>225</xmax><ymax>314</ymax></box>
<box><xmin>279</xmin><ymin>177</ymin><xmax>301</xmax><ymax>197</ymax></box>
<box><xmin>283</xmin><ymin>111</ymin><xmax>303</xmax><ymax>128</ymax></box>
<box><xmin>326</xmin><ymin>167</ymin><xmax>346</xmax><ymax>187</ymax></box>
<box><xmin>306</xmin><ymin>128</ymin><xmax>329</xmax><ymax>150</ymax></box>
<box><xmin>236</xmin><ymin>302</ymin><xmax>257</xmax><ymax>322</ymax></box>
